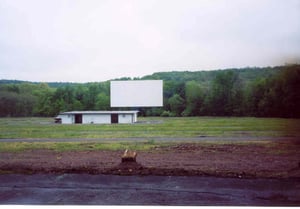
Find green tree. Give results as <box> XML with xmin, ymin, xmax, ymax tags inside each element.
<box><xmin>95</xmin><ymin>92</ymin><xmax>110</xmax><ymax>110</ymax></box>
<box><xmin>33</xmin><ymin>84</ymin><xmax>57</xmax><ymax>116</ymax></box>
<box><xmin>266</xmin><ymin>65</ymin><xmax>300</xmax><ymax>117</ymax></box>
<box><xmin>246</xmin><ymin>78</ymin><xmax>266</xmax><ymax>116</ymax></box>
<box><xmin>83</xmin><ymin>84</ymin><xmax>98</xmax><ymax>110</ymax></box>
<box><xmin>0</xmin><ymin>91</ymin><xmax>37</xmax><ymax>116</ymax></box>
<box><xmin>182</xmin><ymin>81</ymin><xmax>204</xmax><ymax>116</ymax></box>
<box><xmin>208</xmin><ymin>70</ymin><xmax>241</xmax><ymax>116</ymax></box>
<box><xmin>0</xmin><ymin>91</ymin><xmax>19</xmax><ymax>116</ymax></box>
<box><xmin>168</xmin><ymin>94</ymin><xmax>185</xmax><ymax>116</ymax></box>
<box><xmin>278</xmin><ymin>65</ymin><xmax>300</xmax><ymax>117</ymax></box>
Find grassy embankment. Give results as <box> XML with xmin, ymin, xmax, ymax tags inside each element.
<box><xmin>0</xmin><ymin>117</ymin><xmax>299</xmax><ymax>152</ymax></box>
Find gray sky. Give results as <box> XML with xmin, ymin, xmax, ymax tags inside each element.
<box><xmin>1</xmin><ymin>0</ymin><xmax>300</xmax><ymax>82</ymax></box>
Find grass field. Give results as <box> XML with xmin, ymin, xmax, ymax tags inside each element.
<box><xmin>0</xmin><ymin>117</ymin><xmax>299</xmax><ymax>139</ymax></box>
<box><xmin>0</xmin><ymin>117</ymin><xmax>299</xmax><ymax>152</ymax></box>
<box><xmin>0</xmin><ymin>140</ymin><xmax>165</xmax><ymax>152</ymax></box>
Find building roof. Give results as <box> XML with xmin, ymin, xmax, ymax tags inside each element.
<box><xmin>59</xmin><ymin>110</ymin><xmax>139</xmax><ymax>115</ymax></box>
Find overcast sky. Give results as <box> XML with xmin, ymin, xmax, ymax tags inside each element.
<box><xmin>0</xmin><ymin>0</ymin><xmax>300</xmax><ymax>82</ymax></box>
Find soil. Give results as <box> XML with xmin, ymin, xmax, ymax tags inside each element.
<box><xmin>1</xmin><ymin>138</ymin><xmax>300</xmax><ymax>178</ymax></box>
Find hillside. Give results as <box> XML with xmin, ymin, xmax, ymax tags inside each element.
<box><xmin>0</xmin><ymin>80</ymin><xmax>78</xmax><ymax>88</ymax></box>
<box><xmin>1</xmin><ymin>66</ymin><xmax>281</xmax><ymax>86</ymax></box>
<box><xmin>0</xmin><ymin>65</ymin><xmax>299</xmax><ymax>118</ymax></box>
<box><xmin>143</xmin><ymin>66</ymin><xmax>280</xmax><ymax>82</ymax></box>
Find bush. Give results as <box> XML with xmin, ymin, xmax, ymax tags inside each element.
<box><xmin>161</xmin><ymin>110</ymin><xmax>177</xmax><ymax>117</ymax></box>
<box><xmin>161</xmin><ymin>110</ymin><xmax>171</xmax><ymax>117</ymax></box>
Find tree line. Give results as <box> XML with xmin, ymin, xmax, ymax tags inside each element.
<box><xmin>0</xmin><ymin>65</ymin><xmax>299</xmax><ymax>118</ymax></box>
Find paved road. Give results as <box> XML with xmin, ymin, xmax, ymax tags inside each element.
<box><xmin>0</xmin><ymin>174</ymin><xmax>299</xmax><ymax>205</ymax></box>
<box><xmin>0</xmin><ymin>136</ymin><xmax>298</xmax><ymax>142</ymax></box>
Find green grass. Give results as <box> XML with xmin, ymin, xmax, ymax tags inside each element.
<box><xmin>0</xmin><ymin>139</ymin><xmax>289</xmax><ymax>153</ymax></box>
<box><xmin>1</xmin><ymin>117</ymin><xmax>299</xmax><ymax>153</ymax></box>
<box><xmin>0</xmin><ymin>117</ymin><xmax>299</xmax><ymax>139</ymax></box>
<box><xmin>0</xmin><ymin>140</ymin><xmax>170</xmax><ymax>152</ymax></box>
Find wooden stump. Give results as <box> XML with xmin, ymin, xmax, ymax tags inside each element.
<box><xmin>121</xmin><ymin>149</ymin><xmax>137</xmax><ymax>163</ymax></box>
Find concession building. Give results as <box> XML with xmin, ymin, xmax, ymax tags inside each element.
<box><xmin>55</xmin><ymin>111</ymin><xmax>138</xmax><ymax>124</ymax></box>
<box><xmin>55</xmin><ymin>80</ymin><xmax>162</xmax><ymax>125</ymax></box>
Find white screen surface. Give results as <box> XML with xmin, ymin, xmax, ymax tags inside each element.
<box><xmin>110</xmin><ymin>80</ymin><xmax>163</xmax><ymax>107</ymax></box>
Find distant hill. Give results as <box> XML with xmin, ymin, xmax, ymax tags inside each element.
<box><xmin>0</xmin><ymin>79</ymin><xmax>78</xmax><ymax>88</ymax></box>
<box><xmin>1</xmin><ymin>66</ymin><xmax>282</xmax><ymax>87</ymax></box>
<box><xmin>142</xmin><ymin>66</ymin><xmax>281</xmax><ymax>86</ymax></box>
<box><xmin>1</xmin><ymin>65</ymin><xmax>299</xmax><ymax>118</ymax></box>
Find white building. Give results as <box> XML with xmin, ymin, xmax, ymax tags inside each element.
<box><xmin>55</xmin><ymin>111</ymin><xmax>139</xmax><ymax>124</ymax></box>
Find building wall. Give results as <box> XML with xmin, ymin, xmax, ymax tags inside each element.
<box><xmin>133</xmin><ymin>113</ymin><xmax>137</xmax><ymax>123</ymax></box>
<box><xmin>82</xmin><ymin>114</ymin><xmax>111</xmax><ymax>124</ymax></box>
<box><xmin>58</xmin><ymin>112</ymin><xmax>138</xmax><ymax>124</ymax></box>
<box><xmin>118</xmin><ymin>113</ymin><xmax>133</xmax><ymax>124</ymax></box>
<box><xmin>59</xmin><ymin>114</ymin><xmax>74</xmax><ymax>124</ymax></box>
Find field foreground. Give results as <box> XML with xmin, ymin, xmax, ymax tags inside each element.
<box><xmin>1</xmin><ymin>138</ymin><xmax>300</xmax><ymax>179</ymax></box>
<box><xmin>1</xmin><ymin>117</ymin><xmax>300</xmax><ymax>178</ymax></box>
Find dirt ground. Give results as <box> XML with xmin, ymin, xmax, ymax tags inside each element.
<box><xmin>1</xmin><ymin>139</ymin><xmax>300</xmax><ymax>178</ymax></box>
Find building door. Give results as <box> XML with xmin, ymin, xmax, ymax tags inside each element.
<box><xmin>111</xmin><ymin>114</ymin><xmax>118</xmax><ymax>124</ymax></box>
<box><xmin>75</xmin><ymin>114</ymin><xmax>82</xmax><ymax>124</ymax></box>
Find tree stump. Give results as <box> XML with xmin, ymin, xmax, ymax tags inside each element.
<box><xmin>121</xmin><ymin>149</ymin><xmax>137</xmax><ymax>163</ymax></box>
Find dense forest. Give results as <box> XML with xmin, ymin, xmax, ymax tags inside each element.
<box><xmin>1</xmin><ymin>65</ymin><xmax>299</xmax><ymax>118</ymax></box>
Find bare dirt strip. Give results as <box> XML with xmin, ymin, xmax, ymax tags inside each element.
<box><xmin>1</xmin><ymin>138</ymin><xmax>300</xmax><ymax>178</ymax></box>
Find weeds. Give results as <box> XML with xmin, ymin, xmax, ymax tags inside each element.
<box><xmin>0</xmin><ymin>117</ymin><xmax>299</xmax><ymax>139</ymax></box>
<box><xmin>0</xmin><ymin>141</ymin><xmax>163</xmax><ymax>152</ymax></box>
